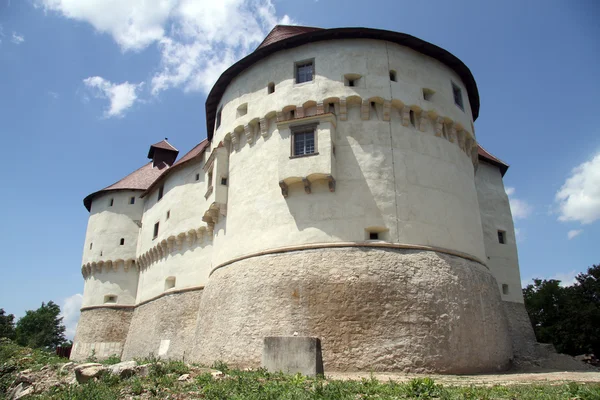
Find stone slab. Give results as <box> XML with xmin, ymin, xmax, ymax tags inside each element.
<box><xmin>262</xmin><ymin>336</ymin><xmax>324</xmax><ymax>376</ymax></box>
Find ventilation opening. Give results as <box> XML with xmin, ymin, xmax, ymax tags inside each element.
<box><xmin>120</xmin><ymin>238</ymin><xmax>125</xmax><ymax>245</ymax></box>
<box><xmin>409</xmin><ymin>110</ymin><xmax>416</xmax><ymax>127</ymax></box>
<box><xmin>369</xmin><ymin>232</ymin><xmax>379</xmax><ymax>240</ymax></box>
<box><xmin>498</xmin><ymin>230</ymin><xmax>506</xmax><ymax>244</ymax></box>
<box><xmin>166</xmin><ymin>210</ymin><xmax>170</xmax><ymax>220</ymax></box>
<box><xmin>389</xmin><ymin>70</ymin><xmax>397</xmax><ymax>82</ymax></box>
<box><xmin>236</xmin><ymin>103</ymin><xmax>248</xmax><ymax>118</ymax></box>
<box><xmin>195</xmin><ymin>173</ymin><xmax>200</xmax><ymax>181</ymax></box>
<box><xmin>109</xmin><ymin>198</ymin><xmax>114</xmax><ymax>207</ymax></box>
<box><xmin>365</xmin><ymin>227</ymin><xmax>388</xmax><ymax>241</ymax></box>
<box><xmin>221</xmin><ymin>177</ymin><xmax>228</xmax><ymax>186</ymax></box>
<box><xmin>268</xmin><ymin>82</ymin><xmax>275</xmax><ymax>94</ymax></box>
<box><xmin>104</xmin><ymin>295</ymin><xmax>117</xmax><ymax>304</ymax></box>
<box><xmin>165</xmin><ymin>277</ymin><xmax>176</xmax><ymax>291</ymax></box>
<box><xmin>158</xmin><ymin>185</ymin><xmax>164</xmax><ymax>201</ymax></box>
<box><xmin>344</xmin><ymin>74</ymin><xmax>361</xmax><ymax>87</ymax></box>
<box><xmin>89</xmin><ymin>243</ymin><xmax>93</xmax><ymax>250</ymax></box>
<box><xmin>153</xmin><ymin>222</ymin><xmax>159</xmax><ymax>240</ymax></box>
<box><xmin>502</xmin><ymin>284</ymin><xmax>509</xmax><ymax>295</ymax></box>
<box><xmin>423</xmin><ymin>88</ymin><xmax>434</xmax><ymax>101</ymax></box>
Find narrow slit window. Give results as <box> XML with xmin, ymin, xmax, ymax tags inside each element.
<box><xmin>502</xmin><ymin>284</ymin><xmax>509</xmax><ymax>295</ymax></box>
<box><xmin>208</xmin><ymin>170</ymin><xmax>213</xmax><ymax>186</ymax></box>
<box><xmin>268</xmin><ymin>82</ymin><xmax>275</xmax><ymax>94</ymax></box>
<box><xmin>89</xmin><ymin>243</ymin><xmax>93</xmax><ymax>250</ymax></box>
<box><xmin>292</xmin><ymin>126</ymin><xmax>316</xmax><ymax>157</ymax></box>
<box><xmin>158</xmin><ymin>185</ymin><xmax>164</xmax><ymax>201</ymax></box>
<box><xmin>498</xmin><ymin>230</ymin><xmax>506</xmax><ymax>244</ymax></box>
<box><xmin>109</xmin><ymin>198</ymin><xmax>114</xmax><ymax>207</ymax></box>
<box><xmin>295</xmin><ymin>60</ymin><xmax>314</xmax><ymax>84</ymax></box>
<box><xmin>195</xmin><ymin>173</ymin><xmax>200</xmax><ymax>181</ymax></box>
<box><xmin>389</xmin><ymin>70</ymin><xmax>397</xmax><ymax>82</ymax></box>
<box><xmin>130</xmin><ymin>196</ymin><xmax>135</xmax><ymax>205</ymax></box>
<box><xmin>166</xmin><ymin>210</ymin><xmax>170</xmax><ymax>220</ymax></box>
<box><xmin>409</xmin><ymin>110</ymin><xmax>416</xmax><ymax>127</ymax></box>
<box><xmin>153</xmin><ymin>222</ymin><xmax>159</xmax><ymax>240</ymax></box>
<box><xmin>452</xmin><ymin>82</ymin><xmax>464</xmax><ymax>110</ymax></box>
<box><xmin>216</xmin><ymin>107</ymin><xmax>222</xmax><ymax>129</ymax></box>
<box><xmin>120</xmin><ymin>238</ymin><xmax>125</xmax><ymax>245</ymax></box>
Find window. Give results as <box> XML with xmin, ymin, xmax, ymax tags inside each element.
<box><xmin>389</xmin><ymin>70</ymin><xmax>397</xmax><ymax>82</ymax></box>
<box><xmin>292</xmin><ymin>126</ymin><xmax>316</xmax><ymax>157</ymax></box>
<box><xmin>221</xmin><ymin>177</ymin><xmax>228</xmax><ymax>186</ymax></box>
<box><xmin>104</xmin><ymin>295</ymin><xmax>117</xmax><ymax>304</ymax></box>
<box><xmin>452</xmin><ymin>82</ymin><xmax>464</xmax><ymax>110</ymax></box>
<box><xmin>165</xmin><ymin>277</ymin><xmax>176</xmax><ymax>291</ymax></box>
<box><xmin>120</xmin><ymin>238</ymin><xmax>125</xmax><ymax>245</ymax></box>
<box><xmin>295</xmin><ymin>60</ymin><xmax>314</xmax><ymax>84</ymax></box>
<box><xmin>268</xmin><ymin>82</ymin><xmax>275</xmax><ymax>94</ymax></box>
<box><xmin>344</xmin><ymin>74</ymin><xmax>361</xmax><ymax>87</ymax></box>
<box><xmin>498</xmin><ymin>230</ymin><xmax>506</xmax><ymax>244</ymax></box>
<box><xmin>502</xmin><ymin>284</ymin><xmax>509</xmax><ymax>295</ymax></box>
<box><xmin>423</xmin><ymin>88</ymin><xmax>434</xmax><ymax>101</ymax></box>
<box><xmin>166</xmin><ymin>210</ymin><xmax>170</xmax><ymax>220</ymax></box>
<box><xmin>89</xmin><ymin>243</ymin><xmax>93</xmax><ymax>250</ymax></box>
<box><xmin>216</xmin><ymin>106</ymin><xmax>222</xmax><ymax>129</ymax></box>
<box><xmin>109</xmin><ymin>198</ymin><xmax>114</xmax><ymax>207</ymax></box>
<box><xmin>158</xmin><ymin>185</ymin><xmax>164</xmax><ymax>201</ymax></box>
<box><xmin>328</xmin><ymin>103</ymin><xmax>335</xmax><ymax>114</ymax></box>
<box><xmin>348</xmin><ymin>79</ymin><xmax>355</xmax><ymax>87</ymax></box>
<box><xmin>369</xmin><ymin>232</ymin><xmax>379</xmax><ymax>240</ymax></box>
<box><xmin>153</xmin><ymin>222</ymin><xmax>159</xmax><ymax>240</ymax></box>
<box><xmin>409</xmin><ymin>110</ymin><xmax>416</xmax><ymax>127</ymax></box>
<box><xmin>207</xmin><ymin>170</ymin><xmax>213</xmax><ymax>186</ymax></box>
<box><xmin>130</xmin><ymin>196</ymin><xmax>135</xmax><ymax>204</ymax></box>
<box><xmin>236</xmin><ymin>103</ymin><xmax>248</xmax><ymax>117</ymax></box>
<box><xmin>195</xmin><ymin>173</ymin><xmax>200</xmax><ymax>181</ymax></box>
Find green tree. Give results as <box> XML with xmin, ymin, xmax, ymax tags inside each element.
<box><xmin>0</xmin><ymin>308</ymin><xmax>16</xmax><ymax>340</ymax></box>
<box><xmin>15</xmin><ymin>301</ymin><xmax>66</xmax><ymax>349</ymax></box>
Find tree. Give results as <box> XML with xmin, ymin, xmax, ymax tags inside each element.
<box><xmin>0</xmin><ymin>308</ymin><xmax>16</xmax><ymax>340</ymax></box>
<box><xmin>15</xmin><ymin>301</ymin><xmax>66</xmax><ymax>349</ymax></box>
<box><xmin>523</xmin><ymin>264</ymin><xmax>600</xmax><ymax>357</ymax></box>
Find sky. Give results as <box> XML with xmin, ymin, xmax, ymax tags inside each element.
<box><xmin>0</xmin><ymin>0</ymin><xmax>599</xmax><ymax>339</ymax></box>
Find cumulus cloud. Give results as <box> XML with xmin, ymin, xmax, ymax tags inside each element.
<box><xmin>505</xmin><ymin>187</ymin><xmax>533</xmax><ymax>220</ymax></box>
<box><xmin>39</xmin><ymin>0</ymin><xmax>293</xmax><ymax>100</ymax></box>
<box><xmin>83</xmin><ymin>76</ymin><xmax>143</xmax><ymax>117</ymax></box>
<box><xmin>567</xmin><ymin>229</ymin><xmax>583</xmax><ymax>240</ymax></box>
<box><xmin>60</xmin><ymin>293</ymin><xmax>82</xmax><ymax>340</ymax></box>
<box><xmin>11</xmin><ymin>32</ymin><xmax>24</xmax><ymax>44</ymax></box>
<box><xmin>556</xmin><ymin>152</ymin><xmax>600</xmax><ymax>225</ymax></box>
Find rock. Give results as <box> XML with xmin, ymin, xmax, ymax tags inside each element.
<box><xmin>108</xmin><ymin>361</ymin><xmax>137</xmax><ymax>378</ymax></box>
<box><xmin>135</xmin><ymin>364</ymin><xmax>150</xmax><ymax>377</ymax></box>
<box><xmin>211</xmin><ymin>370</ymin><xmax>224</xmax><ymax>378</ymax></box>
<box><xmin>177</xmin><ymin>373</ymin><xmax>191</xmax><ymax>381</ymax></box>
<box><xmin>74</xmin><ymin>363</ymin><xmax>106</xmax><ymax>384</ymax></box>
<box><xmin>12</xmin><ymin>384</ymin><xmax>33</xmax><ymax>400</ymax></box>
<box><xmin>60</xmin><ymin>362</ymin><xmax>75</xmax><ymax>373</ymax></box>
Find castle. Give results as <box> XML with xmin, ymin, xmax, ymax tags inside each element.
<box><xmin>72</xmin><ymin>26</ymin><xmax>537</xmax><ymax>373</ymax></box>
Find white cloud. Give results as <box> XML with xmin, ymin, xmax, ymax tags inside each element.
<box><xmin>60</xmin><ymin>293</ymin><xmax>82</xmax><ymax>340</ymax></box>
<box><xmin>556</xmin><ymin>152</ymin><xmax>600</xmax><ymax>225</ymax></box>
<box><xmin>48</xmin><ymin>91</ymin><xmax>59</xmax><ymax>99</ymax></box>
<box><xmin>39</xmin><ymin>0</ymin><xmax>293</xmax><ymax>99</ymax></box>
<box><xmin>505</xmin><ymin>187</ymin><xmax>533</xmax><ymax>220</ymax></box>
<box><xmin>11</xmin><ymin>32</ymin><xmax>24</xmax><ymax>44</ymax></box>
<box><xmin>83</xmin><ymin>76</ymin><xmax>143</xmax><ymax>118</ymax></box>
<box><xmin>567</xmin><ymin>229</ymin><xmax>583</xmax><ymax>240</ymax></box>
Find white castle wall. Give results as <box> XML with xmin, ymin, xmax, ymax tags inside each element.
<box><xmin>475</xmin><ymin>161</ymin><xmax>524</xmax><ymax>303</ymax></box>
<box><xmin>210</xmin><ymin>39</ymin><xmax>485</xmax><ymax>266</ymax></box>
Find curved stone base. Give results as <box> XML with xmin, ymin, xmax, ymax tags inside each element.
<box><xmin>71</xmin><ymin>307</ymin><xmax>133</xmax><ymax>361</ymax></box>
<box><xmin>121</xmin><ymin>289</ymin><xmax>203</xmax><ymax>361</ymax></box>
<box><xmin>502</xmin><ymin>301</ymin><xmax>537</xmax><ymax>360</ymax></box>
<box><xmin>192</xmin><ymin>247</ymin><xmax>512</xmax><ymax>373</ymax></box>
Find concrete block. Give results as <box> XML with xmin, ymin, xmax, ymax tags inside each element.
<box><xmin>262</xmin><ymin>336</ymin><xmax>324</xmax><ymax>376</ymax></box>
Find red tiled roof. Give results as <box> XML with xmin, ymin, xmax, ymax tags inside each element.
<box><xmin>257</xmin><ymin>25</ymin><xmax>323</xmax><ymax>49</ymax></box>
<box><xmin>83</xmin><ymin>161</ymin><xmax>167</xmax><ymax>211</ymax></box>
<box><xmin>141</xmin><ymin>139</ymin><xmax>209</xmax><ymax>197</ymax></box>
<box><xmin>478</xmin><ymin>144</ymin><xmax>509</xmax><ymax>176</ymax></box>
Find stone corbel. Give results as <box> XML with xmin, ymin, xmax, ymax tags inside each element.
<box><xmin>244</xmin><ymin>124</ymin><xmax>254</xmax><ymax>145</ymax></box>
<box><xmin>207</xmin><ymin>223</ymin><xmax>214</xmax><ymax>237</ymax></box>
<box><xmin>295</xmin><ymin>106</ymin><xmax>305</xmax><ymax>119</ymax></box>
<box><xmin>316</xmin><ymin>101</ymin><xmax>324</xmax><ymax>115</ymax></box>
<box><xmin>95</xmin><ymin>261</ymin><xmax>102</xmax><ymax>273</ymax></box>
<box><xmin>196</xmin><ymin>228</ymin><xmax>204</xmax><ymax>243</ymax></box>
<box><xmin>434</xmin><ymin>117</ymin><xmax>444</xmax><ymax>137</ymax></box>
<box><xmin>419</xmin><ymin>113</ymin><xmax>428</xmax><ymax>132</ymax></box>
<box><xmin>276</xmin><ymin>111</ymin><xmax>285</xmax><ymax>123</ymax></box>
<box><xmin>302</xmin><ymin>177</ymin><xmax>312</xmax><ymax>194</ymax></box>
<box><xmin>361</xmin><ymin>100</ymin><xmax>370</xmax><ymax>121</ymax></box>
<box><xmin>401</xmin><ymin>107</ymin><xmax>411</xmax><ymax>127</ymax></box>
<box><xmin>231</xmin><ymin>131</ymin><xmax>239</xmax><ymax>150</ymax></box>
<box><xmin>449</xmin><ymin>124</ymin><xmax>457</xmax><ymax>143</ymax></box>
<box><xmin>186</xmin><ymin>231</ymin><xmax>195</xmax><ymax>246</ymax></box>
<box><xmin>124</xmin><ymin>259</ymin><xmax>131</xmax><ymax>272</ymax></box>
<box><xmin>279</xmin><ymin>180</ymin><xmax>288</xmax><ymax>198</ymax></box>
<box><xmin>327</xmin><ymin>175</ymin><xmax>336</xmax><ymax>192</ymax></box>
<box><xmin>339</xmin><ymin>97</ymin><xmax>347</xmax><ymax>121</ymax></box>
<box><xmin>471</xmin><ymin>145</ymin><xmax>479</xmax><ymax>166</ymax></box>
<box><xmin>176</xmin><ymin>234</ymin><xmax>185</xmax><ymax>251</ymax></box>
<box><xmin>464</xmin><ymin>138</ymin><xmax>473</xmax><ymax>156</ymax></box>
<box><xmin>259</xmin><ymin>118</ymin><xmax>268</xmax><ymax>138</ymax></box>
<box><xmin>457</xmin><ymin>131</ymin><xmax>466</xmax><ymax>151</ymax></box>
<box><xmin>382</xmin><ymin>101</ymin><xmax>391</xmax><ymax>121</ymax></box>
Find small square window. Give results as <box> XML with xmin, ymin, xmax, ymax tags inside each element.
<box><xmin>452</xmin><ymin>82</ymin><xmax>464</xmax><ymax>110</ymax></box>
<box><xmin>498</xmin><ymin>230</ymin><xmax>506</xmax><ymax>244</ymax></box>
<box><xmin>130</xmin><ymin>196</ymin><xmax>135</xmax><ymax>204</ymax></box>
<box><xmin>109</xmin><ymin>198</ymin><xmax>114</xmax><ymax>207</ymax></box>
<box><xmin>221</xmin><ymin>177</ymin><xmax>228</xmax><ymax>186</ymax></box>
<box><xmin>166</xmin><ymin>210</ymin><xmax>170</xmax><ymax>220</ymax></box>
<box><xmin>389</xmin><ymin>70</ymin><xmax>397</xmax><ymax>82</ymax></box>
<box><xmin>195</xmin><ymin>173</ymin><xmax>200</xmax><ymax>181</ymax></box>
<box><xmin>369</xmin><ymin>232</ymin><xmax>379</xmax><ymax>240</ymax></box>
<box><xmin>153</xmin><ymin>222</ymin><xmax>160</xmax><ymax>240</ymax></box>
<box><xmin>502</xmin><ymin>284</ymin><xmax>509</xmax><ymax>295</ymax></box>
<box><xmin>423</xmin><ymin>88</ymin><xmax>434</xmax><ymax>101</ymax></box>
<box><xmin>104</xmin><ymin>295</ymin><xmax>117</xmax><ymax>304</ymax></box>
<box><xmin>292</xmin><ymin>126</ymin><xmax>316</xmax><ymax>157</ymax></box>
<box><xmin>295</xmin><ymin>60</ymin><xmax>314</xmax><ymax>84</ymax></box>
<box><xmin>158</xmin><ymin>185</ymin><xmax>164</xmax><ymax>201</ymax></box>
<box><xmin>120</xmin><ymin>238</ymin><xmax>125</xmax><ymax>245</ymax></box>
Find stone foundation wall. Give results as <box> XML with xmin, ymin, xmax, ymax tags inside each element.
<box><xmin>121</xmin><ymin>289</ymin><xmax>203</xmax><ymax>361</ymax></box>
<box><xmin>71</xmin><ymin>307</ymin><xmax>134</xmax><ymax>361</ymax></box>
<box><xmin>192</xmin><ymin>247</ymin><xmax>512</xmax><ymax>373</ymax></box>
<box><xmin>502</xmin><ymin>300</ymin><xmax>537</xmax><ymax>360</ymax></box>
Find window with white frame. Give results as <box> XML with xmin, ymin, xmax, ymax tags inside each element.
<box><xmin>291</xmin><ymin>125</ymin><xmax>316</xmax><ymax>157</ymax></box>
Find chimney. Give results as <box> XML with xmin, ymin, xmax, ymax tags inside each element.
<box><xmin>148</xmin><ymin>138</ymin><xmax>179</xmax><ymax>168</ymax></box>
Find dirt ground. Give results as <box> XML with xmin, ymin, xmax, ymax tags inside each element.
<box><xmin>327</xmin><ymin>371</ymin><xmax>600</xmax><ymax>386</ymax></box>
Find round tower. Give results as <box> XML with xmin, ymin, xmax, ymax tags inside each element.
<box><xmin>191</xmin><ymin>27</ymin><xmax>512</xmax><ymax>373</ymax></box>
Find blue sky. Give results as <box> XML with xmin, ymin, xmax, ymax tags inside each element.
<box><xmin>1</xmin><ymin>0</ymin><xmax>599</xmax><ymax>338</ymax></box>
